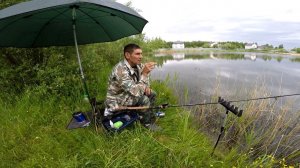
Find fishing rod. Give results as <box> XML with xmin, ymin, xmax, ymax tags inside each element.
<box><xmin>114</xmin><ymin>93</ymin><xmax>300</xmax><ymax>155</ymax></box>
<box><xmin>116</xmin><ymin>93</ymin><xmax>300</xmax><ymax>114</ymax></box>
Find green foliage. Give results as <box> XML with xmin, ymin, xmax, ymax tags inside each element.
<box><xmin>0</xmin><ymin>48</ymin><xmax>48</xmax><ymax>95</ymax></box>
<box><xmin>292</xmin><ymin>48</ymin><xmax>300</xmax><ymax>53</ymax></box>
<box><xmin>145</xmin><ymin>37</ymin><xmax>170</xmax><ymax>51</ymax></box>
<box><xmin>0</xmin><ymin>34</ymin><xmax>151</xmax><ymax>102</ymax></box>
<box><xmin>264</xmin><ymin>44</ymin><xmax>274</xmax><ymax>49</ymax></box>
<box><xmin>0</xmin><ymin>0</ymin><xmax>28</xmax><ymax>9</ymax></box>
<box><xmin>184</xmin><ymin>41</ymin><xmax>210</xmax><ymax>48</ymax></box>
<box><xmin>0</xmin><ymin>47</ymin><xmax>82</xmax><ymax>101</ymax></box>
<box><xmin>219</xmin><ymin>41</ymin><xmax>245</xmax><ymax>50</ymax></box>
<box><xmin>202</xmin><ymin>43</ymin><xmax>212</xmax><ymax>48</ymax></box>
<box><xmin>276</xmin><ymin>48</ymin><xmax>288</xmax><ymax>53</ymax></box>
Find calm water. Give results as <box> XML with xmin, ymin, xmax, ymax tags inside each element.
<box><xmin>150</xmin><ymin>52</ymin><xmax>300</xmax><ymax>111</ymax></box>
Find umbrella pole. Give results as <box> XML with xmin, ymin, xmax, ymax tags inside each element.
<box><xmin>72</xmin><ymin>8</ymin><xmax>90</xmax><ymax>102</ymax></box>
<box><xmin>72</xmin><ymin>7</ymin><xmax>99</xmax><ymax>133</ymax></box>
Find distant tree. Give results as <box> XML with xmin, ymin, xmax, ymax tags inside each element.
<box><xmin>184</xmin><ymin>41</ymin><xmax>209</xmax><ymax>48</ymax></box>
<box><xmin>146</xmin><ymin>37</ymin><xmax>170</xmax><ymax>50</ymax></box>
<box><xmin>202</xmin><ymin>43</ymin><xmax>211</xmax><ymax>48</ymax></box>
<box><xmin>212</xmin><ymin>44</ymin><xmax>218</xmax><ymax>48</ymax></box>
<box><xmin>291</xmin><ymin>47</ymin><xmax>300</xmax><ymax>53</ymax></box>
<box><xmin>265</xmin><ymin>44</ymin><xmax>274</xmax><ymax>49</ymax></box>
<box><xmin>219</xmin><ymin>41</ymin><xmax>244</xmax><ymax>50</ymax></box>
<box><xmin>278</xmin><ymin>44</ymin><xmax>284</xmax><ymax>49</ymax></box>
<box><xmin>220</xmin><ymin>43</ymin><xmax>234</xmax><ymax>50</ymax></box>
<box><xmin>0</xmin><ymin>0</ymin><xmax>27</xmax><ymax>9</ymax></box>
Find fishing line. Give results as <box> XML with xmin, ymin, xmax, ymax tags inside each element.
<box><xmin>227</xmin><ymin>93</ymin><xmax>300</xmax><ymax>103</ymax></box>
<box><xmin>164</xmin><ymin>93</ymin><xmax>300</xmax><ymax>108</ymax></box>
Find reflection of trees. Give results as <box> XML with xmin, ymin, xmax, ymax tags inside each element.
<box><xmin>149</xmin><ymin>52</ymin><xmax>300</xmax><ymax>67</ymax></box>
<box><xmin>184</xmin><ymin>54</ymin><xmax>210</xmax><ymax>60</ymax></box>
<box><xmin>150</xmin><ymin>53</ymin><xmax>248</xmax><ymax>67</ymax></box>
<box><xmin>290</xmin><ymin>58</ymin><xmax>300</xmax><ymax>62</ymax></box>
<box><xmin>214</xmin><ymin>53</ymin><xmax>244</xmax><ymax>59</ymax></box>
<box><xmin>262</xmin><ymin>56</ymin><xmax>272</xmax><ymax>61</ymax></box>
<box><xmin>209</xmin><ymin>52</ymin><xmax>245</xmax><ymax>60</ymax></box>
<box><xmin>276</xmin><ymin>56</ymin><xmax>283</xmax><ymax>62</ymax></box>
<box><xmin>151</xmin><ymin>55</ymin><xmax>172</xmax><ymax>67</ymax></box>
<box><xmin>150</xmin><ymin>54</ymin><xmax>211</xmax><ymax>67</ymax></box>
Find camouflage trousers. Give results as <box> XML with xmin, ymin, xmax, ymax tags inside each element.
<box><xmin>134</xmin><ymin>91</ymin><xmax>157</xmax><ymax>125</ymax></box>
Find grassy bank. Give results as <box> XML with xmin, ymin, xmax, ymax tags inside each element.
<box><xmin>0</xmin><ymin>82</ymin><xmax>213</xmax><ymax>167</ymax></box>
<box><xmin>1</xmin><ymin>79</ymin><xmax>295</xmax><ymax>167</ymax></box>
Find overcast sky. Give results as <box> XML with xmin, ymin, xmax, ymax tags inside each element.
<box><xmin>117</xmin><ymin>0</ymin><xmax>300</xmax><ymax>49</ymax></box>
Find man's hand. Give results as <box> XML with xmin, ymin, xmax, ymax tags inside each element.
<box><xmin>142</xmin><ymin>62</ymin><xmax>157</xmax><ymax>76</ymax></box>
<box><xmin>145</xmin><ymin>87</ymin><xmax>151</xmax><ymax>96</ymax></box>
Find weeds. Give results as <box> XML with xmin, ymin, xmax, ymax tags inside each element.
<box><xmin>192</xmin><ymin>80</ymin><xmax>300</xmax><ymax>166</ymax></box>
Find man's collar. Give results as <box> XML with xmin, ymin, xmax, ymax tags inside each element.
<box><xmin>124</xmin><ymin>59</ymin><xmax>135</xmax><ymax>75</ymax></box>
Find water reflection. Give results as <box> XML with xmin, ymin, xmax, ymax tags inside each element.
<box><xmin>244</xmin><ymin>53</ymin><xmax>257</xmax><ymax>61</ymax></box>
<box><xmin>151</xmin><ymin>52</ymin><xmax>300</xmax><ymax>111</ymax></box>
<box><xmin>172</xmin><ymin>53</ymin><xmax>185</xmax><ymax>60</ymax></box>
<box><xmin>291</xmin><ymin>57</ymin><xmax>300</xmax><ymax>62</ymax></box>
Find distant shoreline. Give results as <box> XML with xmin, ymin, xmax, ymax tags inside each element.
<box><xmin>155</xmin><ymin>48</ymin><xmax>300</xmax><ymax>57</ymax></box>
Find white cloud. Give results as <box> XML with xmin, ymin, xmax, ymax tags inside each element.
<box><xmin>117</xmin><ymin>0</ymin><xmax>300</xmax><ymax>48</ymax></box>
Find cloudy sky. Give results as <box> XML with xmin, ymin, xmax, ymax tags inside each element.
<box><xmin>117</xmin><ymin>0</ymin><xmax>300</xmax><ymax>49</ymax></box>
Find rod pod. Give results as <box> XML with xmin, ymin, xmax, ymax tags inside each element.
<box><xmin>211</xmin><ymin>97</ymin><xmax>243</xmax><ymax>156</ymax></box>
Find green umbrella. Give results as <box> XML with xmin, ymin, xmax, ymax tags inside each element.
<box><xmin>0</xmin><ymin>0</ymin><xmax>148</xmax><ymax>100</ymax></box>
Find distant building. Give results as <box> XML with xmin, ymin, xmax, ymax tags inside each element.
<box><xmin>245</xmin><ymin>43</ymin><xmax>258</xmax><ymax>49</ymax></box>
<box><xmin>172</xmin><ymin>41</ymin><xmax>185</xmax><ymax>49</ymax></box>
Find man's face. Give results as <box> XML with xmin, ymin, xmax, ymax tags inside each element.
<box><xmin>125</xmin><ymin>48</ymin><xmax>142</xmax><ymax>67</ymax></box>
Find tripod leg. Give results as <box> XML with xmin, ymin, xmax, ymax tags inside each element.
<box><xmin>90</xmin><ymin>98</ymin><xmax>99</xmax><ymax>133</ymax></box>
<box><xmin>211</xmin><ymin>110</ymin><xmax>229</xmax><ymax>156</ymax></box>
<box><xmin>94</xmin><ymin>113</ymin><xmax>98</xmax><ymax>133</ymax></box>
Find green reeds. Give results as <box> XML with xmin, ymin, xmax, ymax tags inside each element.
<box><xmin>193</xmin><ymin>78</ymin><xmax>300</xmax><ymax>166</ymax></box>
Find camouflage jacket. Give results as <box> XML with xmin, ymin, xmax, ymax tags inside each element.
<box><xmin>105</xmin><ymin>59</ymin><xmax>150</xmax><ymax>111</ymax></box>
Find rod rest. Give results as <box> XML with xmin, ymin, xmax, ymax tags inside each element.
<box><xmin>218</xmin><ymin>97</ymin><xmax>243</xmax><ymax>117</ymax></box>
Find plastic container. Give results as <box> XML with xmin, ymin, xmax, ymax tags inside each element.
<box><xmin>102</xmin><ymin>112</ymin><xmax>139</xmax><ymax>132</ymax></box>
<box><xmin>73</xmin><ymin>112</ymin><xmax>86</xmax><ymax>122</ymax></box>
<box><xmin>156</xmin><ymin>111</ymin><xmax>165</xmax><ymax>117</ymax></box>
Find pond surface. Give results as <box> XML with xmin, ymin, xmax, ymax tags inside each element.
<box><xmin>150</xmin><ymin>52</ymin><xmax>300</xmax><ymax>111</ymax></box>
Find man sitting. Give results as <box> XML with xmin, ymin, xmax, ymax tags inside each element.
<box><xmin>104</xmin><ymin>43</ymin><xmax>161</xmax><ymax>130</ymax></box>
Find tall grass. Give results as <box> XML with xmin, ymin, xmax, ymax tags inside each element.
<box><xmin>1</xmin><ymin>79</ymin><xmax>287</xmax><ymax>167</ymax></box>
<box><xmin>1</xmin><ymin>81</ymin><xmax>214</xmax><ymax>167</ymax></box>
<box><xmin>191</xmin><ymin>79</ymin><xmax>300</xmax><ymax>166</ymax></box>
